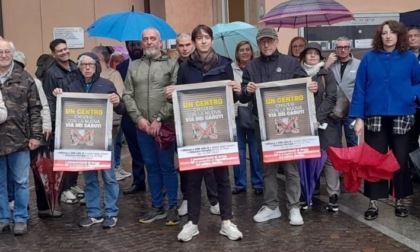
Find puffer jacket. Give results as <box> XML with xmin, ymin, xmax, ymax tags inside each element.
<box><xmin>0</xmin><ymin>64</ymin><xmax>43</xmax><ymax>155</ymax></box>
<box><xmin>123</xmin><ymin>53</ymin><xmax>178</xmax><ymax>124</ymax></box>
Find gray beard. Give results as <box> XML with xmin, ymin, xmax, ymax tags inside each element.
<box><xmin>144</xmin><ymin>48</ymin><xmax>160</xmax><ymax>58</ymax></box>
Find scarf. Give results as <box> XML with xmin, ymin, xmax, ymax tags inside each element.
<box><xmin>190</xmin><ymin>48</ymin><xmax>218</xmax><ymax>73</ymax></box>
<box><xmin>302</xmin><ymin>61</ymin><xmax>325</xmax><ymax>77</ymax></box>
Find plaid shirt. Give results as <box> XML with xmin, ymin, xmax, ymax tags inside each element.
<box><xmin>365</xmin><ymin>115</ymin><xmax>415</xmax><ymax>134</ymax></box>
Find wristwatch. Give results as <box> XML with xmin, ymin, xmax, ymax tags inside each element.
<box><xmin>156</xmin><ymin>116</ymin><xmax>162</xmax><ymax>122</ymax></box>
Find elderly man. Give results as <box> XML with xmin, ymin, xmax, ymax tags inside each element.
<box><xmin>123</xmin><ymin>28</ymin><xmax>179</xmax><ymax>226</ymax></box>
<box><xmin>54</xmin><ymin>52</ymin><xmax>124</xmax><ymax>228</ymax></box>
<box><xmin>43</xmin><ymin>39</ymin><xmax>83</xmax><ymax>204</ymax></box>
<box><xmin>409</xmin><ymin>26</ymin><xmax>420</xmax><ymax>63</ymax></box>
<box><xmin>0</xmin><ymin>40</ymin><xmax>42</xmax><ymax>235</ymax></box>
<box><xmin>238</xmin><ymin>27</ymin><xmax>314</xmax><ymax>226</ymax></box>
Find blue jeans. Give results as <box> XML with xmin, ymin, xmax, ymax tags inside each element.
<box><xmin>0</xmin><ymin>150</ymin><xmax>30</xmax><ymax>223</ymax></box>
<box><xmin>137</xmin><ymin>129</ymin><xmax>178</xmax><ymax>208</ymax></box>
<box><xmin>338</xmin><ymin>117</ymin><xmax>358</xmax><ymax>147</ymax></box>
<box><xmin>121</xmin><ymin>113</ymin><xmax>146</xmax><ymax>188</ymax></box>
<box><xmin>233</xmin><ymin>121</ymin><xmax>263</xmax><ymax>190</ymax></box>
<box><xmin>83</xmin><ymin>166</ymin><xmax>119</xmax><ymax>218</ymax></box>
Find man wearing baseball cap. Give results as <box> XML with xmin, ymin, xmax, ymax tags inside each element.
<box><xmin>238</xmin><ymin>27</ymin><xmax>318</xmax><ymax>226</ymax></box>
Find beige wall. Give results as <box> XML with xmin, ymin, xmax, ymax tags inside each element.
<box><xmin>165</xmin><ymin>0</ymin><xmax>213</xmax><ymax>33</ymax></box>
<box><xmin>264</xmin><ymin>0</ymin><xmax>420</xmax><ymax>53</ymax></box>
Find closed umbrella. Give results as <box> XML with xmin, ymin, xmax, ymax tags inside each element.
<box><xmin>259</xmin><ymin>0</ymin><xmax>354</xmax><ymax>28</ymax></box>
<box><xmin>86</xmin><ymin>7</ymin><xmax>177</xmax><ymax>41</ymax></box>
<box><xmin>298</xmin><ymin>150</ymin><xmax>327</xmax><ymax>206</ymax></box>
<box><xmin>212</xmin><ymin>21</ymin><xmax>259</xmax><ymax>60</ymax></box>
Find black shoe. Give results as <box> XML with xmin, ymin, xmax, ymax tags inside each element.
<box><xmin>38</xmin><ymin>210</ymin><xmax>63</xmax><ymax>219</ymax></box>
<box><xmin>123</xmin><ymin>185</ymin><xmax>146</xmax><ymax>195</ymax></box>
<box><xmin>232</xmin><ymin>188</ymin><xmax>246</xmax><ymax>194</ymax></box>
<box><xmin>326</xmin><ymin>194</ymin><xmax>339</xmax><ymax>212</ymax></box>
<box><xmin>253</xmin><ymin>188</ymin><xmax>263</xmax><ymax>195</ymax></box>
<box><xmin>395</xmin><ymin>199</ymin><xmax>408</xmax><ymax>217</ymax></box>
<box><xmin>364</xmin><ymin>200</ymin><xmax>378</xmax><ymax>221</ymax></box>
<box><xmin>165</xmin><ymin>207</ymin><xmax>180</xmax><ymax>226</ymax></box>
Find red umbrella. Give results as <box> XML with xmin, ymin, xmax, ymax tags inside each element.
<box><xmin>259</xmin><ymin>0</ymin><xmax>354</xmax><ymax>29</ymax></box>
<box><xmin>31</xmin><ymin>143</ymin><xmax>63</xmax><ymax>215</ymax></box>
<box><xmin>327</xmin><ymin>142</ymin><xmax>400</xmax><ymax>192</ymax></box>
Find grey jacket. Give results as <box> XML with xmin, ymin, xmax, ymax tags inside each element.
<box><xmin>329</xmin><ymin>55</ymin><xmax>360</xmax><ymax>102</ymax></box>
<box><xmin>123</xmin><ymin>53</ymin><xmax>178</xmax><ymax>124</ymax></box>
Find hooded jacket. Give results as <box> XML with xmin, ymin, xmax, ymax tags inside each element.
<box><xmin>123</xmin><ymin>53</ymin><xmax>178</xmax><ymax>124</ymax></box>
<box><xmin>0</xmin><ymin>64</ymin><xmax>43</xmax><ymax>155</ymax></box>
<box><xmin>66</xmin><ymin>52</ymin><xmax>125</xmax><ymax>115</ymax></box>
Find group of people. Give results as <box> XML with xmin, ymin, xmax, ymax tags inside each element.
<box><xmin>0</xmin><ymin>20</ymin><xmax>419</xmax><ymax>243</ymax></box>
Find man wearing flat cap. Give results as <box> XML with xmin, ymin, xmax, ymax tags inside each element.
<box><xmin>238</xmin><ymin>27</ymin><xmax>318</xmax><ymax>226</ymax></box>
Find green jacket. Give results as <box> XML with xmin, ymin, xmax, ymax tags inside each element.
<box><xmin>123</xmin><ymin>53</ymin><xmax>178</xmax><ymax>124</ymax></box>
<box><xmin>0</xmin><ymin>64</ymin><xmax>42</xmax><ymax>155</ymax></box>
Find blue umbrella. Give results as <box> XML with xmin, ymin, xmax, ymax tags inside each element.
<box><xmin>212</xmin><ymin>21</ymin><xmax>259</xmax><ymax>60</ymax></box>
<box><xmin>86</xmin><ymin>8</ymin><xmax>177</xmax><ymax>41</ymax></box>
<box><xmin>297</xmin><ymin>150</ymin><xmax>327</xmax><ymax>205</ymax></box>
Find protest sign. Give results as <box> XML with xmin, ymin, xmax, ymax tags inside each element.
<box><xmin>172</xmin><ymin>81</ymin><xmax>239</xmax><ymax>171</ymax></box>
<box><xmin>255</xmin><ymin>77</ymin><xmax>321</xmax><ymax>163</ymax></box>
<box><xmin>53</xmin><ymin>93</ymin><xmax>113</xmax><ymax>171</ymax></box>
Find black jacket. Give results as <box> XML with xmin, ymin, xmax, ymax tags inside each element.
<box><xmin>238</xmin><ymin>50</ymin><xmax>307</xmax><ymax>115</ymax></box>
<box><xmin>42</xmin><ymin>61</ymin><xmax>80</xmax><ymax>126</ymax></box>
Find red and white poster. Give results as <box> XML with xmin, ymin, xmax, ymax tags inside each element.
<box><xmin>255</xmin><ymin>77</ymin><xmax>321</xmax><ymax>163</ymax></box>
<box><xmin>53</xmin><ymin>93</ymin><xmax>113</xmax><ymax>171</ymax></box>
<box><xmin>172</xmin><ymin>81</ymin><xmax>239</xmax><ymax>171</ymax></box>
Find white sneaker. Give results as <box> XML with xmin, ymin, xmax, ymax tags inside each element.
<box><xmin>115</xmin><ymin>170</ymin><xmax>126</xmax><ymax>181</ymax></box>
<box><xmin>117</xmin><ymin>166</ymin><xmax>132</xmax><ymax>177</ymax></box>
<box><xmin>177</xmin><ymin>221</ymin><xmax>199</xmax><ymax>242</ymax></box>
<box><xmin>210</xmin><ymin>203</ymin><xmax>220</xmax><ymax>215</ymax></box>
<box><xmin>288</xmin><ymin>207</ymin><xmax>304</xmax><ymax>226</ymax></box>
<box><xmin>9</xmin><ymin>201</ymin><xmax>14</xmax><ymax>211</ymax></box>
<box><xmin>70</xmin><ymin>186</ymin><xmax>85</xmax><ymax>198</ymax></box>
<box><xmin>60</xmin><ymin>190</ymin><xmax>78</xmax><ymax>204</ymax></box>
<box><xmin>253</xmin><ymin>206</ymin><xmax>281</xmax><ymax>223</ymax></box>
<box><xmin>178</xmin><ymin>200</ymin><xmax>188</xmax><ymax>216</ymax></box>
<box><xmin>219</xmin><ymin>220</ymin><xmax>243</xmax><ymax>241</ymax></box>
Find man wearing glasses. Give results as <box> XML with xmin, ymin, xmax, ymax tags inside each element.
<box><xmin>325</xmin><ymin>37</ymin><xmax>360</xmax><ymax>148</ymax></box>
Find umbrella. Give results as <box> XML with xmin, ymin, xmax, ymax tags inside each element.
<box><xmin>86</xmin><ymin>7</ymin><xmax>177</xmax><ymax>41</ymax></box>
<box><xmin>31</xmin><ymin>142</ymin><xmax>63</xmax><ymax>215</ymax></box>
<box><xmin>409</xmin><ymin>147</ymin><xmax>420</xmax><ymax>178</ymax></box>
<box><xmin>212</xmin><ymin>21</ymin><xmax>259</xmax><ymax>60</ymax></box>
<box><xmin>298</xmin><ymin>150</ymin><xmax>327</xmax><ymax>205</ymax></box>
<box><xmin>259</xmin><ymin>0</ymin><xmax>354</xmax><ymax>28</ymax></box>
<box><xmin>328</xmin><ymin>142</ymin><xmax>400</xmax><ymax>193</ymax></box>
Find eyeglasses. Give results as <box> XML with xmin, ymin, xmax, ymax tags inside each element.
<box><xmin>80</xmin><ymin>63</ymin><xmax>95</xmax><ymax>68</ymax></box>
<box><xmin>336</xmin><ymin>46</ymin><xmax>350</xmax><ymax>50</ymax></box>
<box><xmin>258</xmin><ymin>38</ymin><xmax>276</xmax><ymax>46</ymax></box>
<box><xmin>0</xmin><ymin>50</ymin><xmax>12</xmax><ymax>55</ymax></box>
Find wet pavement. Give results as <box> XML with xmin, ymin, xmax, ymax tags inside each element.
<box><xmin>0</xmin><ymin>147</ymin><xmax>419</xmax><ymax>252</ymax></box>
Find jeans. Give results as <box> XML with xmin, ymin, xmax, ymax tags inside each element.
<box><xmin>233</xmin><ymin>121</ymin><xmax>263</xmax><ymax>190</ymax></box>
<box><xmin>121</xmin><ymin>113</ymin><xmax>146</xmax><ymax>188</ymax></box>
<box><xmin>0</xmin><ymin>150</ymin><xmax>30</xmax><ymax>223</ymax></box>
<box><xmin>338</xmin><ymin>117</ymin><xmax>358</xmax><ymax>147</ymax></box>
<box><xmin>137</xmin><ymin>129</ymin><xmax>178</xmax><ymax>208</ymax></box>
<box><xmin>83</xmin><ymin>167</ymin><xmax>119</xmax><ymax>218</ymax></box>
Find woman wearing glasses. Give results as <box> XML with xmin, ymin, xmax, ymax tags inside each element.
<box><xmin>288</xmin><ymin>37</ymin><xmax>307</xmax><ymax>59</ymax></box>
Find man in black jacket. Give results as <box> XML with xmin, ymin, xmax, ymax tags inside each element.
<box><xmin>42</xmin><ymin>39</ymin><xmax>83</xmax><ymax>204</ymax></box>
<box><xmin>239</xmin><ymin>27</ymin><xmax>309</xmax><ymax>226</ymax></box>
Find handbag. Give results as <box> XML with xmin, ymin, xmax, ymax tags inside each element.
<box><xmin>237</xmin><ymin>103</ymin><xmax>256</xmax><ymax>129</ymax></box>
<box><xmin>321</xmin><ymin>76</ymin><xmax>350</xmax><ymax>121</ymax></box>
<box><xmin>155</xmin><ymin>123</ymin><xmax>176</xmax><ymax>150</ymax></box>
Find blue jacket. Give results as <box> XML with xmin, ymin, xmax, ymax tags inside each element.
<box><xmin>349</xmin><ymin>49</ymin><xmax>420</xmax><ymax>118</ymax></box>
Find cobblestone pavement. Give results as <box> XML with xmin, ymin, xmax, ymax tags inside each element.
<box><xmin>0</xmin><ymin>148</ymin><xmax>417</xmax><ymax>252</ymax></box>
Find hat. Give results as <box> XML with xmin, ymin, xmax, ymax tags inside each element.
<box><xmin>299</xmin><ymin>42</ymin><xmax>325</xmax><ymax>61</ymax></box>
<box><xmin>256</xmin><ymin>27</ymin><xmax>278</xmax><ymax>41</ymax></box>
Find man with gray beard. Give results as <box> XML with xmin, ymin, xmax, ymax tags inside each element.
<box><xmin>123</xmin><ymin>28</ymin><xmax>180</xmax><ymax>226</ymax></box>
